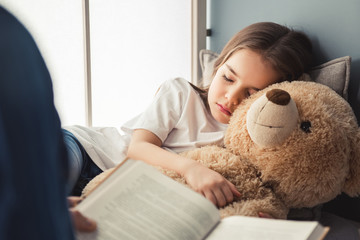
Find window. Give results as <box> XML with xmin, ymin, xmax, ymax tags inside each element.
<box><xmin>89</xmin><ymin>0</ymin><xmax>191</xmax><ymax>127</ymax></box>
<box><xmin>0</xmin><ymin>0</ymin><xmax>204</xmax><ymax>128</ymax></box>
<box><xmin>1</xmin><ymin>0</ymin><xmax>86</xmax><ymax>125</ymax></box>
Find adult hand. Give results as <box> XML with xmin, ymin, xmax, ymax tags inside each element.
<box><xmin>183</xmin><ymin>162</ymin><xmax>241</xmax><ymax>208</ymax></box>
<box><xmin>68</xmin><ymin>196</ymin><xmax>97</xmax><ymax>232</ymax></box>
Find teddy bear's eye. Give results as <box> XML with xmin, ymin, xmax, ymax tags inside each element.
<box><xmin>300</xmin><ymin>121</ymin><xmax>311</xmax><ymax>133</ymax></box>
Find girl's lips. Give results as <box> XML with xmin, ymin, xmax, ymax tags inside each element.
<box><xmin>217</xmin><ymin>104</ymin><xmax>232</xmax><ymax>116</ymax></box>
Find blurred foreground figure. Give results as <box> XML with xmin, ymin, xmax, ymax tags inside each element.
<box><xmin>0</xmin><ymin>6</ymin><xmax>74</xmax><ymax>240</ymax></box>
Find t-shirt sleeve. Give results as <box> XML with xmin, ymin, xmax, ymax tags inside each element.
<box><xmin>121</xmin><ymin>78</ymin><xmax>187</xmax><ymax>143</ymax></box>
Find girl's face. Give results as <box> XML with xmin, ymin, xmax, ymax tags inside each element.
<box><xmin>208</xmin><ymin>49</ymin><xmax>281</xmax><ymax>124</ymax></box>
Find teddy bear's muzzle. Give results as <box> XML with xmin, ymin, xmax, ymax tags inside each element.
<box><xmin>246</xmin><ymin>89</ymin><xmax>299</xmax><ymax>148</ymax></box>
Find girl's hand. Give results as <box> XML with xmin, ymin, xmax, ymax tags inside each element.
<box><xmin>258</xmin><ymin>212</ymin><xmax>274</xmax><ymax>218</ymax></box>
<box><xmin>183</xmin><ymin>162</ymin><xmax>241</xmax><ymax>208</ymax></box>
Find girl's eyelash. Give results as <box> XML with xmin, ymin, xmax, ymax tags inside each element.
<box><xmin>223</xmin><ymin>75</ymin><xmax>233</xmax><ymax>82</ymax></box>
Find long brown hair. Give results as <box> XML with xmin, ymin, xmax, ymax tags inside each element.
<box><xmin>192</xmin><ymin>22</ymin><xmax>312</xmax><ymax>108</ymax></box>
<box><xmin>214</xmin><ymin>22</ymin><xmax>313</xmax><ymax>82</ymax></box>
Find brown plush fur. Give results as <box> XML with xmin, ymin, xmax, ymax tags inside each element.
<box><xmin>226</xmin><ymin>81</ymin><xmax>360</xmax><ymax>210</ymax></box>
<box><xmin>167</xmin><ymin>147</ymin><xmax>288</xmax><ymax>219</ymax></box>
<box><xmin>83</xmin><ymin>81</ymin><xmax>360</xmax><ymax>219</ymax></box>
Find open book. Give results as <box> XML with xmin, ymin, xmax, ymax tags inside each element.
<box><xmin>75</xmin><ymin>159</ymin><xmax>329</xmax><ymax>240</ymax></box>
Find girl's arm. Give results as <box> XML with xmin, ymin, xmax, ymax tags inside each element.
<box><xmin>127</xmin><ymin>129</ymin><xmax>241</xmax><ymax>208</ymax></box>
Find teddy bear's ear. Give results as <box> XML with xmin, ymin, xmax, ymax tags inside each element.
<box><xmin>343</xmin><ymin>129</ymin><xmax>360</xmax><ymax>197</ymax></box>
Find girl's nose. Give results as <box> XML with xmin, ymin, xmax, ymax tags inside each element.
<box><xmin>225</xmin><ymin>90</ymin><xmax>242</xmax><ymax>106</ymax></box>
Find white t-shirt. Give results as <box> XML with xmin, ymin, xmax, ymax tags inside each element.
<box><xmin>65</xmin><ymin>78</ymin><xmax>227</xmax><ymax>170</ymax></box>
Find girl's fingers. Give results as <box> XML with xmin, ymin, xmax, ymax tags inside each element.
<box><xmin>258</xmin><ymin>212</ymin><xmax>274</xmax><ymax>218</ymax></box>
<box><xmin>212</xmin><ymin>189</ymin><xmax>227</xmax><ymax>207</ymax></box>
<box><xmin>203</xmin><ymin>180</ymin><xmax>240</xmax><ymax>207</ymax></box>
<box><xmin>226</xmin><ymin>179</ymin><xmax>241</xmax><ymax>197</ymax></box>
<box><xmin>203</xmin><ymin>190</ymin><xmax>218</xmax><ymax>207</ymax></box>
<box><xmin>221</xmin><ymin>184</ymin><xmax>234</xmax><ymax>203</ymax></box>
<box><xmin>205</xmin><ymin>184</ymin><xmax>234</xmax><ymax>208</ymax></box>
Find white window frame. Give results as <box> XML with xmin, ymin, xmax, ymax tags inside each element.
<box><xmin>82</xmin><ymin>0</ymin><xmax>92</xmax><ymax>127</ymax></box>
<box><xmin>81</xmin><ymin>0</ymin><xmax>206</xmax><ymax>127</ymax></box>
<box><xmin>191</xmin><ymin>0</ymin><xmax>207</xmax><ymax>85</ymax></box>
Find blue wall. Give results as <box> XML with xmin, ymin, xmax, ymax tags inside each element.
<box><xmin>208</xmin><ymin>0</ymin><xmax>360</xmax><ymax>121</ymax></box>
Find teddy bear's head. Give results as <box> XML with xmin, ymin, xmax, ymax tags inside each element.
<box><xmin>225</xmin><ymin>81</ymin><xmax>360</xmax><ymax>209</ymax></box>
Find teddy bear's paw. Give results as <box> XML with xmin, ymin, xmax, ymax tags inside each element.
<box><xmin>219</xmin><ymin>202</ymin><xmax>258</xmax><ymax>219</ymax></box>
<box><xmin>220</xmin><ymin>199</ymin><xmax>288</xmax><ymax>220</ymax></box>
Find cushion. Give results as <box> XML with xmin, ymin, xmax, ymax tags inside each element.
<box><xmin>198</xmin><ymin>49</ymin><xmax>219</xmax><ymax>88</ymax></box>
<box><xmin>308</xmin><ymin>57</ymin><xmax>351</xmax><ymax>99</ymax></box>
<box><xmin>198</xmin><ymin>49</ymin><xmax>351</xmax><ymax>99</ymax></box>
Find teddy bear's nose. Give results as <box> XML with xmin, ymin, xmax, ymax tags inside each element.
<box><xmin>266</xmin><ymin>89</ymin><xmax>290</xmax><ymax>105</ymax></box>
<box><xmin>246</xmin><ymin>87</ymin><xmax>299</xmax><ymax>148</ymax></box>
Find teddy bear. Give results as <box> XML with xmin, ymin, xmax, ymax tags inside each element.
<box><xmin>82</xmin><ymin>80</ymin><xmax>360</xmax><ymax>220</ymax></box>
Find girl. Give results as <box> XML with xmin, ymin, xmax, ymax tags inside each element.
<box><xmin>64</xmin><ymin>22</ymin><xmax>312</xmax><ymax>209</ymax></box>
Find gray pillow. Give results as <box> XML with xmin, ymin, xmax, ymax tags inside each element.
<box><xmin>198</xmin><ymin>49</ymin><xmax>218</xmax><ymax>88</ymax></box>
<box><xmin>308</xmin><ymin>56</ymin><xmax>351</xmax><ymax>99</ymax></box>
<box><xmin>199</xmin><ymin>49</ymin><xmax>351</xmax><ymax>99</ymax></box>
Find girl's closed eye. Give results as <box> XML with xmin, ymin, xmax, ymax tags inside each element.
<box><xmin>223</xmin><ymin>75</ymin><xmax>234</xmax><ymax>83</ymax></box>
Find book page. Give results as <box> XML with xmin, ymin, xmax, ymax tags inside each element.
<box><xmin>75</xmin><ymin>159</ymin><xmax>220</xmax><ymax>240</ymax></box>
<box><xmin>206</xmin><ymin>216</ymin><xmax>328</xmax><ymax>240</ymax></box>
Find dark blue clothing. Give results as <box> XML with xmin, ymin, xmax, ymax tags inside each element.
<box><xmin>0</xmin><ymin>7</ymin><xmax>74</xmax><ymax>240</ymax></box>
